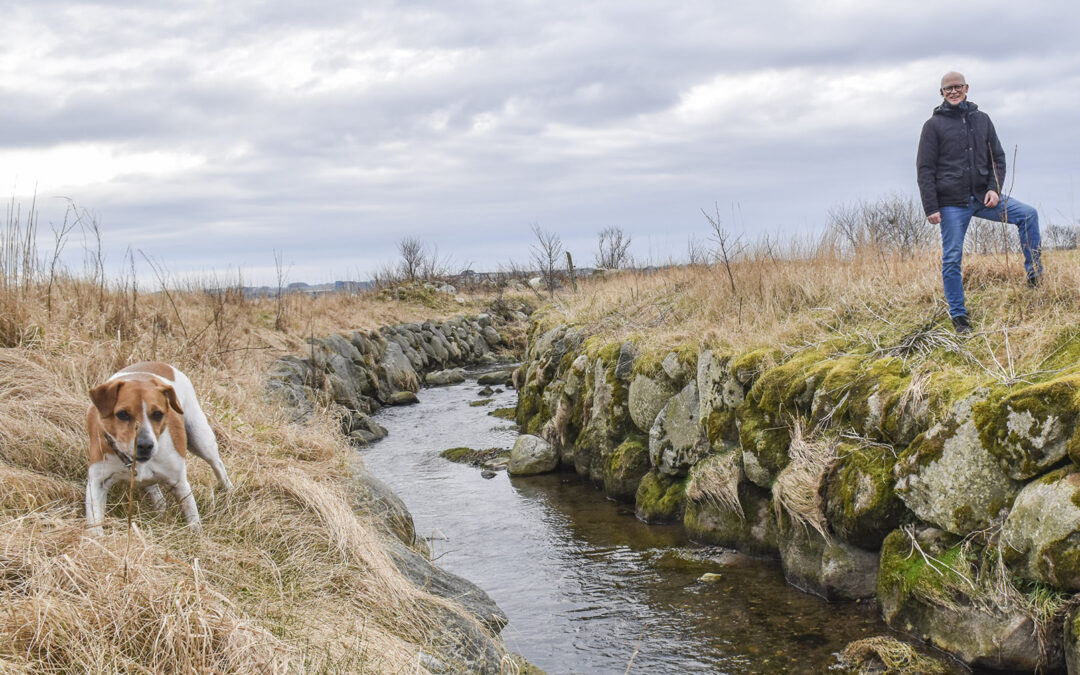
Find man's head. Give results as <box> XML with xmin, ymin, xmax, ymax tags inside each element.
<box><xmin>940</xmin><ymin>71</ymin><xmax>968</xmax><ymax>105</ymax></box>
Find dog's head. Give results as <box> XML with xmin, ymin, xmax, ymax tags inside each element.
<box><xmin>90</xmin><ymin>379</ymin><xmax>183</xmax><ymax>462</ymax></box>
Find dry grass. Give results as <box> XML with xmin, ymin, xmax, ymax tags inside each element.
<box><xmin>0</xmin><ymin>257</ymin><xmax>521</xmax><ymax>673</ymax></box>
<box><xmin>684</xmin><ymin>450</ymin><xmax>743</xmax><ymax>518</ymax></box>
<box><xmin>838</xmin><ymin>636</ymin><xmax>950</xmax><ymax>674</ymax></box>
<box><xmin>538</xmin><ymin>239</ymin><xmax>1080</xmax><ymax>384</ymax></box>
<box><xmin>771</xmin><ymin>420</ymin><xmax>838</xmax><ymax>539</ymax></box>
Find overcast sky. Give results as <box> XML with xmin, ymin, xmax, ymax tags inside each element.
<box><xmin>3</xmin><ymin>1</ymin><xmax>1079</xmax><ymax>285</ymax></box>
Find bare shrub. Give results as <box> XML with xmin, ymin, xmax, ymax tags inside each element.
<box><xmin>530</xmin><ymin>223</ymin><xmax>563</xmax><ymax>298</ymax></box>
<box><xmin>595</xmin><ymin>226</ymin><xmax>632</xmax><ymax>270</ymax></box>
<box><xmin>828</xmin><ymin>194</ymin><xmax>932</xmax><ymax>258</ymax></box>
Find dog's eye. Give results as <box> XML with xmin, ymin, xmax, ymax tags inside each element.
<box><xmin>115</xmin><ymin>410</ymin><xmax>131</xmax><ymax>421</ymax></box>
<box><xmin>150</xmin><ymin>410</ymin><xmax>164</xmax><ymax>422</ymax></box>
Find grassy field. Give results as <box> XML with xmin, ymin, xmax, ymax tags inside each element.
<box><xmin>536</xmin><ymin>238</ymin><xmax>1080</xmax><ymax>389</ymax></box>
<box><xmin>0</xmin><ymin>261</ymin><xmax>526</xmax><ymax>673</ymax></box>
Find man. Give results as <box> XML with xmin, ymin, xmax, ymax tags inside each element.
<box><xmin>916</xmin><ymin>71</ymin><xmax>1042</xmax><ymax>334</ymax></box>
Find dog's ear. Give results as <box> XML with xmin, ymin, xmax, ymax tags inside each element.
<box><xmin>158</xmin><ymin>384</ymin><xmax>184</xmax><ymax>415</ymax></box>
<box><xmin>89</xmin><ymin>381</ymin><xmax>122</xmax><ymax>418</ymax></box>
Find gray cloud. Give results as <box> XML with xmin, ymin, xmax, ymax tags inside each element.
<box><xmin>3</xmin><ymin>1</ymin><xmax>1078</xmax><ymax>284</ymax></box>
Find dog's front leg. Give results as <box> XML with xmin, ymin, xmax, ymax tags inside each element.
<box><xmin>143</xmin><ymin>484</ymin><xmax>167</xmax><ymax>513</ymax></box>
<box><xmin>169</xmin><ymin>477</ymin><xmax>202</xmax><ymax>531</ymax></box>
<box><xmin>85</xmin><ymin>464</ymin><xmax>120</xmax><ymax>536</ymax></box>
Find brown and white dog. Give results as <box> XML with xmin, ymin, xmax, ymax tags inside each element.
<box><xmin>85</xmin><ymin>362</ymin><xmax>233</xmax><ymax>535</ymax></box>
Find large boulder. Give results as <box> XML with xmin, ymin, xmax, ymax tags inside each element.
<box><xmin>823</xmin><ymin>443</ymin><xmax>908</xmax><ymax>549</ymax></box>
<box><xmin>776</xmin><ymin>514</ymin><xmax>878</xmax><ymax>600</ymax></box>
<box><xmin>684</xmin><ymin>457</ymin><xmax>777</xmax><ymax>556</ymax></box>
<box><xmin>426</xmin><ymin>368</ymin><xmax>467</xmax><ymax>386</ymax></box>
<box><xmin>379</xmin><ymin>341</ymin><xmax>421</xmax><ymax>394</ymax></box>
<box><xmin>1002</xmin><ymin>467</ymin><xmax>1080</xmax><ymax>590</ymax></box>
<box><xmin>649</xmin><ymin>382</ymin><xmax>709</xmax><ymax>476</ymax></box>
<box><xmin>508</xmin><ymin>434</ymin><xmax>558</xmax><ymax>476</ymax></box>
<box><xmin>635</xmin><ymin>469</ymin><xmax>685</xmax><ymax>524</ymax></box>
<box><xmin>894</xmin><ymin>394</ymin><xmax>1021</xmax><ymax>535</ymax></box>
<box><xmin>696</xmin><ymin>350</ymin><xmax>743</xmax><ymax>447</ymax></box>
<box><xmin>877</xmin><ymin>528</ymin><xmax>1064</xmax><ymax>672</ymax></box>
<box><xmin>973</xmin><ymin>375</ymin><xmax>1080</xmax><ymax>480</ymax></box>
<box><xmin>603</xmin><ymin>434</ymin><xmax>650</xmax><ymax>502</ymax></box>
<box><xmin>628</xmin><ymin>373</ymin><xmax>676</xmax><ymax>434</ymax></box>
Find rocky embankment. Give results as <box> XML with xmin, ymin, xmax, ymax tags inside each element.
<box><xmin>515</xmin><ymin>322</ymin><xmax>1080</xmax><ymax>673</ymax></box>
<box><xmin>266</xmin><ymin>309</ymin><xmax>529</xmax><ymax>674</ymax></box>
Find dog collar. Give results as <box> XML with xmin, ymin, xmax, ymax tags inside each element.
<box><xmin>104</xmin><ymin>433</ymin><xmax>134</xmax><ymax>468</ymax></box>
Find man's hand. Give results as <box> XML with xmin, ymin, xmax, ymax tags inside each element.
<box><xmin>984</xmin><ymin>190</ymin><xmax>1000</xmax><ymax>208</ymax></box>
<box><xmin>928</xmin><ymin>212</ymin><xmax>941</xmax><ymax>224</ymax></box>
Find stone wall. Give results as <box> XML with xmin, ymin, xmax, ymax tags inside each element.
<box><xmin>515</xmin><ymin>322</ymin><xmax>1080</xmax><ymax>672</ymax></box>
<box><xmin>268</xmin><ymin>313</ymin><xmax>514</xmax><ymax>445</ymax></box>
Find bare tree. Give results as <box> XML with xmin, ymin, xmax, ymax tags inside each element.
<box><xmin>827</xmin><ymin>194</ymin><xmax>932</xmax><ymax>257</ymax></box>
<box><xmin>686</xmin><ymin>234</ymin><xmax>708</xmax><ymax>266</ymax></box>
<box><xmin>530</xmin><ymin>223</ymin><xmax>563</xmax><ymax>298</ymax></box>
<box><xmin>397</xmin><ymin>236</ymin><xmax>426</xmax><ymax>282</ymax></box>
<box><xmin>701</xmin><ymin>204</ymin><xmax>744</xmax><ymax>294</ymax></box>
<box><xmin>1044</xmin><ymin>222</ymin><xmax>1080</xmax><ymax>250</ymax></box>
<box><xmin>595</xmin><ymin>226</ymin><xmax>632</xmax><ymax>269</ymax></box>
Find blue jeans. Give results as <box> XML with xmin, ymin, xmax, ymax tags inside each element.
<box><xmin>939</xmin><ymin>195</ymin><xmax>1042</xmax><ymax>319</ymax></box>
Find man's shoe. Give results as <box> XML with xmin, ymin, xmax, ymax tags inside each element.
<box><xmin>1027</xmin><ymin>273</ymin><xmax>1042</xmax><ymax>288</ymax></box>
<box><xmin>951</xmin><ymin>314</ymin><xmax>971</xmax><ymax>334</ymax></box>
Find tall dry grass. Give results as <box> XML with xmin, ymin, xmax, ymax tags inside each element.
<box><xmin>0</xmin><ymin>206</ymin><xmax>521</xmax><ymax>672</ymax></box>
<box><xmin>539</xmin><ymin>233</ymin><xmax>1080</xmax><ymax>384</ymax></box>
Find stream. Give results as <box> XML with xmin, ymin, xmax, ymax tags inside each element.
<box><xmin>361</xmin><ymin>375</ymin><xmax>900</xmax><ymax>674</ymax></box>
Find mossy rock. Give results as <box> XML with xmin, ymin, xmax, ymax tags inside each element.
<box><xmin>1002</xmin><ymin>467</ymin><xmax>1080</xmax><ymax>590</ymax></box>
<box><xmin>684</xmin><ymin>481</ymin><xmax>777</xmax><ymax>555</ymax></box>
<box><xmin>736</xmin><ymin>397</ymin><xmax>790</xmax><ymax>488</ymax></box>
<box><xmin>877</xmin><ymin>528</ymin><xmax>1064</xmax><ymax>671</ymax></box>
<box><xmin>731</xmin><ymin>347</ymin><xmax>782</xmax><ymax>386</ymax></box>
<box><xmin>440</xmin><ymin>446</ymin><xmax>511</xmax><ymax>468</ymax></box>
<box><xmin>603</xmin><ymin>434</ymin><xmax>650</xmax><ymax>502</ymax></box>
<box><xmin>824</xmin><ymin>442</ymin><xmax>909</xmax><ymax>549</ymax></box>
<box><xmin>776</xmin><ymin>512</ymin><xmax>878</xmax><ymax>601</ymax></box>
<box><xmin>635</xmin><ymin>469</ymin><xmax>686</xmax><ymax>524</ymax></box>
<box><xmin>489</xmin><ymin>407</ymin><xmax>517</xmax><ymax>421</ymax></box>
<box><xmin>894</xmin><ymin>395</ymin><xmax>1021</xmax><ymax>535</ymax></box>
<box><xmin>973</xmin><ymin>375</ymin><xmax>1080</xmax><ymax>480</ymax></box>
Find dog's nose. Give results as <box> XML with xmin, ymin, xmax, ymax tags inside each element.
<box><xmin>136</xmin><ymin>440</ymin><xmax>155</xmax><ymax>461</ymax></box>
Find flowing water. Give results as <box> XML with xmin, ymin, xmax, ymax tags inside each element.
<box><xmin>361</xmin><ymin>376</ymin><xmax>904</xmax><ymax>674</ymax></box>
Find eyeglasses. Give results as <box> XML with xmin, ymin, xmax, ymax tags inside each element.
<box><xmin>941</xmin><ymin>84</ymin><xmax>967</xmax><ymax>94</ymax></box>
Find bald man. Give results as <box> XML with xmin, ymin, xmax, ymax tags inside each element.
<box><xmin>916</xmin><ymin>71</ymin><xmax>1042</xmax><ymax>334</ymax></box>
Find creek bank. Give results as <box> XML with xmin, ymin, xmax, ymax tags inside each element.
<box><xmin>515</xmin><ymin>321</ymin><xmax>1080</xmax><ymax>672</ymax></box>
<box><xmin>267</xmin><ymin>307</ymin><xmax>530</xmax><ymax>674</ymax></box>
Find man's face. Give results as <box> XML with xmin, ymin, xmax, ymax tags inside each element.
<box><xmin>940</xmin><ymin>75</ymin><xmax>968</xmax><ymax>105</ymax></box>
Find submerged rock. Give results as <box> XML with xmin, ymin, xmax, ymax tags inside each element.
<box><xmin>776</xmin><ymin>514</ymin><xmax>878</xmax><ymax>600</ymax></box>
<box><xmin>635</xmin><ymin>469</ymin><xmax>685</xmax><ymax>524</ymax></box>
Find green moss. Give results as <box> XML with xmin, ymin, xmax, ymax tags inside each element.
<box><xmin>736</xmin><ymin>397</ymin><xmax>790</xmax><ymax>484</ymax></box>
<box><xmin>489</xmin><ymin>407</ymin><xmax>517</xmax><ymax>420</ymax></box>
<box><xmin>824</xmin><ymin>443</ymin><xmax>909</xmax><ymax>548</ymax></box>
<box><xmin>603</xmin><ymin>433</ymin><xmax>650</xmax><ymax>502</ymax></box>
<box><xmin>973</xmin><ymin>376</ymin><xmax>1080</xmax><ymax>477</ymax></box>
<box><xmin>878</xmin><ymin>529</ymin><xmax>969</xmax><ymax>605</ymax></box>
<box><xmin>730</xmin><ymin>347</ymin><xmax>782</xmax><ymax>386</ymax></box>
<box><xmin>635</xmin><ymin>469</ymin><xmax>686</xmax><ymax>524</ymax></box>
<box><xmin>439</xmin><ymin>447</ymin><xmax>510</xmax><ymax>466</ymax></box>
<box><xmin>1036</xmin><ymin>327</ymin><xmax>1080</xmax><ymax>374</ymax></box>
<box><xmin>705</xmin><ymin>408</ymin><xmax>738</xmax><ymax>445</ymax></box>
<box><xmin>469</xmin><ymin>398</ymin><xmax>493</xmax><ymax>407</ymax></box>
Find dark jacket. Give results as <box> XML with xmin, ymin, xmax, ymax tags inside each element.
<box><xmin>916</xmin><ymin>100</ymin><xmax>1007</xmax><ymax>216</ymax></box>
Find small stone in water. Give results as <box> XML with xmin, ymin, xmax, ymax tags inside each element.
<box><xmin>481</xmin><ymin>469</ymin><xmax>497</xmax><ymax>479</ymax></box>
<box><xmin>698</xmin><ymin>573</ymin><xmax>723</xmax><ymax>583</ymax></box>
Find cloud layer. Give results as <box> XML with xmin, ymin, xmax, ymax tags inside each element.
<box><xmin>3</xmin><ymin>1</ymin><xmax>1078</xmax><ymax>283</ymax></box>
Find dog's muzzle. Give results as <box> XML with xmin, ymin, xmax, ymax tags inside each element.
<box><xmin>135</xmin><ymin>426</ymin><xmax>156</xmax><ymax>462</ymax></box>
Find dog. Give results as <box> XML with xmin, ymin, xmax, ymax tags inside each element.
<box><xmin>85</xmin><ymin>362</ymin><xmax>233</xmax><ymax>535</ymax></box>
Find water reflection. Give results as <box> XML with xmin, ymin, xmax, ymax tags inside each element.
<box><xmin>362</xmin><ymin>379</ymin><xmax>895</xmax><ymax>673</ymax></box>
